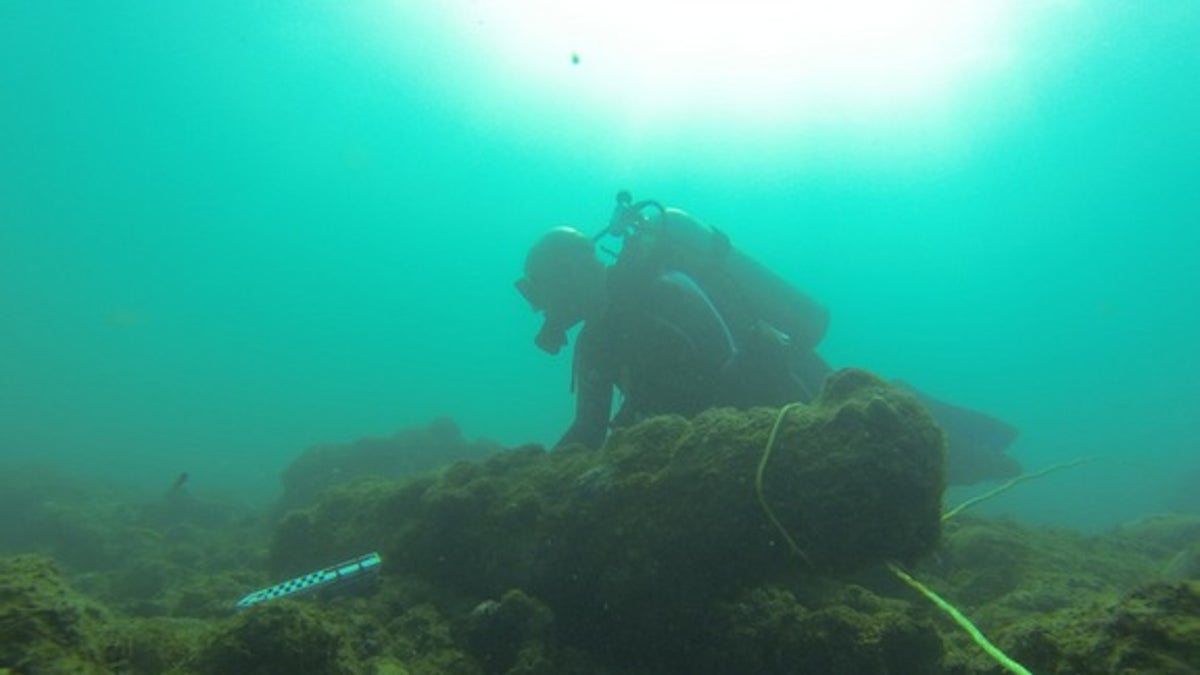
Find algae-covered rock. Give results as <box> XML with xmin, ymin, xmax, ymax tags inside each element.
<box><xmin>197</xmin><ymin>600</ymin><xmax>358</xmax><ymax>675</ymax></box>
<box><xmin>0</xmin><ymin>554</ymin><xmax>213</xmax><ymax>675</ymax></box>
<box><xmin>0</xmin><ymin>465</ymin><xmax>125</xmax><ymax>571</ymax></box>
<box><xmin>712</xmin><ymin>583</ymin><xmax>943</xmax><ymax>674</ymax></box>
<box><xmin>385</xmin><ymin>603</ymin><xmax>482</xmax><ymax>675</ymax></box>
<box><xmin>102</xmin><ymin>616</ymin><xmax>208</xmax><ymax>675</ymax></box>
<box><xmin>1000</xmin><ymin>580</ymin><xmax>1200</xmax><ymax>674</ymax></box>
<box><xmin>1162</xmin><ymin>542</ymin><xmax>1200</xmax><ymax>582</ymax></box>
<box><xmin>920</xmin><ymin>515</ymin><xmax>1191</xmax><ymax>674</ymax></box>
<box><xmin>932</xmin><ymin>516</ymin><xmax>1160</xmax><ymax>623</ymax></box>
<box><xmin>733</xmin><ymin>366</ymin><xmax>946</xmax><ymax>569</ymax></box>
<box><xmin>1111</xmin><ymin>510</ymin><xmax>1200</xmax><ymax>583</ymax></box>
<box><xmin>273</xmin><ymin>369</ymin><xmax>943</xmax><ymax>582</ymax></box>
<box><xmin>400</xmin><ymin>368</ymin><xmax>942</xmax><ymax>586</ymax></box>
<box><xmin>460</xmin><ymin>589</ymin><xmax>555</xmax><ymax>675</ymax></box>
<box><xmin>278</xmin><ymin>418</ymin><xmax>501</xmax><ymax>512</ymax></box>
<box><xmin>1114</xmin><ymin>513</ymin><xmax>1200</xmax><ymax>549</ymax></box>
<box><xmin>0</xmin><ymin>555</ymin><xmax>113</xmax><ymax>674</ymax></box>
<box><xmin>1100</xmin><ymin>581</ymin><xmax>1200</xmax><ymax>673</ymax></box>
<box><xmin>270</xmin><ymin>368</ymin><xmax>945</xmax><ymax>673</ymax></box>
<box><xmin>17</xmin><ymin>369</ymin><xmax>1200</xmax><ymax>673</ymax></box>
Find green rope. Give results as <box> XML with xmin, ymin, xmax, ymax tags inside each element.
<box><xmin>755</xmin><ymin>402</ymin><xmax>812</xmax><ymax>567</ymax></box>
<box><xmin>943</xmin><ymin>457</ymin><xmax>1093</xmax><ymax>522</ymax></box>
<box><xmin>753</xmin><ymin>401</ymin><xmax>1039</xmax><ymax>674</ymax></box>
<box><xmin>887</xmin><ymin>562</ymin><xmax>1033</xmax><ymax>675</ymax></box>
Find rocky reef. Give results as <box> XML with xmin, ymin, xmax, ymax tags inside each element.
<box><xmin>2</xmin><ymin>369</ymin><xmax>1197</xmax><ymax>674</ymax></box>
<box><xmin>277</xmin><ymin>417</ymin><xmax>501</xmax><ymax>513</ymax></box>
<box><xmin>928</xmin><ymin>514</ymin><xmax>1200</xmax><ymax>674</ymax></box>
<box><xmin>270</xmin><ymin>368</ymin><xmax>945</xmax><ymax>672</ymax></box>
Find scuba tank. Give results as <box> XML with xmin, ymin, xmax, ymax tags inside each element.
<box><xmin>596</xmin><ymin>191</ymin><xmax>830</xmax><ymax>354</ymax></box>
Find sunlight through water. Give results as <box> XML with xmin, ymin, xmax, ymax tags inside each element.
<box><xmin>433</xmin><ymin>0</ymin><xmax>1029</xmax><ymax>133</ymax></box>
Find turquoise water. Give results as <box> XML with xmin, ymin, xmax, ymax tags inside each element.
<box><xmin>2</xmin><ymin>2</ymin><xmax>1197</xmax><ymax>529</ymax></box>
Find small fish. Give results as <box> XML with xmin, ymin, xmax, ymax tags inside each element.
<box><xmin>171</xmin><ymin>472</ymin><xmax>189</xmax><ymax>491</ymax></box>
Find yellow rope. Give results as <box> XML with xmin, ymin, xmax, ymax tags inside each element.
<box><xmin>754</xmin><ymin>400</ymin><xmax>1038</xmax><ymax>674</ymax></box>
<box><xmin>887</xmin><ymin>562</ymin><xmax>1033</xmax><ymax>675</ymax></box>
<box><xmin>755</xmin><ymin>402</ymin><xmax>812</xmax><ymax>567</ymax></box>
<box><xmin>942</xmin><ymin>457</ymin><xmax>1093</xmax><ymax>522</ymax></box>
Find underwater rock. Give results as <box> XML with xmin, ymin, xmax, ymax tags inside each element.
<box><xmin>0</xmin><ymin>555</ymin><xmax>113</xmax><ymax>674</ymax></box>
<box><xmin>278</xmin><ymin>417</ymin><xmax>501</xmax><ymax>512</ymax></box>
<box><xmin>1162</xmin><ymin>542</ymin><xmax>1200</xmax><ymax>582</ymax></box>
<box><xmin>923</xmin><ymin>516</ymin><xmax>1196</xmax><ymax>674</ymax></box>
<box><xmin>271</xmin><ymin>368</ymin><xmax>945</xmax><ymax>672</ymax></box>
<box><xmin>1107</xmin><ymin>514</ymin><xmax>1200</xmax><ymax>583</ymax></box>
<box><xmin>0</xmin><ymin>465</ymin><xmax>124</xmax><ymax>571</ymax></box>
<box><xmin>460</xmin><ymin>589</ymin><xmax>555</xmax><ymax>675</ymax></box>
<box><xmin>929</xmin><ymin>516</ymin><xmax>1162</xmax><ymax>631</ymax></box>
<box><xmin>712</xmin><ymin>583</ymin><xmax>942</xmax><ymax>674</ymax></box>
<box><xmin>383</xmin><ymin>602</ymin><xmax>482</xmax><ymax>675</ymax></box>
<box><xmin>275</xmin><ymin>369</ymin><xmax>945</xmax><ymax>580</ymax></box>
<box><xmin>197</xmin><ymin>601</ymin><xmax>356</xmax><ymax>675</ymax></box>
<box><xmin>1003</xmin><ymin>580</ymin><xmax>1200</xmax><ymax>674</ymax></box>
<box><xmin>1114</xmin><ymin>513</ymin><xmax>1200</xmax><ymax>553</ymax></box>
<box><xmin>1099</xmin><ymin>581</ymin><xmax>1200</xmax><ymax>673</ymax></box>
<box><xmin>103</xmin><ymin>616</ymin><xmax>209</xmax><ymax>675</ymax></box>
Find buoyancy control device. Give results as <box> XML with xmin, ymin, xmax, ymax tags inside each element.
<box><xmin>595</xmin><ymin>190</ymin><xmax>830</xmax><ymax>354</ymax></box>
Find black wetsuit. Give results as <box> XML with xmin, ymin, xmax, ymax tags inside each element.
<box><xmin>556</xmin><ymin>267</ymin><xmax>830</xmax><ymax>449</ymax></box>
<box><xmin>553</xmin><ymin>261</ymin><xmax>1021</xmax><ymax>487</ymax></box>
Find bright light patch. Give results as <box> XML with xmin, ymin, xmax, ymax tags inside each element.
<box><xmin>449</xmin><ymin>0</ymin><xmax>1017</xmax><ymax>130</ymax></box>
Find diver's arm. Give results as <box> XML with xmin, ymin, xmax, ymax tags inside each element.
<box><xmin>555</xmin><ymin>367</ymin><xmax>613</xmax><ymax>450</ymax></box>
<box><xmin>554</xmin><ymin>328</ymin><xmax>614</xmax><ymax>450</ymax></box>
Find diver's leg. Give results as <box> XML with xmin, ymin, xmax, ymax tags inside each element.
<box><xmin>894</xmin><ymin>381</ymin><xmax>1021</xmax><ymax>485</ymax></box>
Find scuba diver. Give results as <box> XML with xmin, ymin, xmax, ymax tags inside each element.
<box><xmin>515</xmin><ymin>191</ymin><xmax>1020</xmax><ymax>484</ymax></box>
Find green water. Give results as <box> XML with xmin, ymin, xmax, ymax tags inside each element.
<box><xmin>2</xmin><ymin>2</ymin><xmax>1197</xmax><ymax>529</ymax></box>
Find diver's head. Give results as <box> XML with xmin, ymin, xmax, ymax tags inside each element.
<box><xmin>515</xmin><ymin>227</ymin><xmax>607</xmax><ymax>355</ymax></box>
